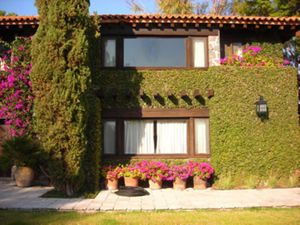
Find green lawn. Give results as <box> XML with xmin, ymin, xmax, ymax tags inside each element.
<box><xmin>1</xmin><ymin>208</ymin><xmax>300</xmax><ymax>225</ymax></box>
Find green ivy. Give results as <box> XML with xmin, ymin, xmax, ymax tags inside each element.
<box><xmin>97</xmin><ymin>66</ymin><xmax>300</xmax><ymax>177</ymax></box>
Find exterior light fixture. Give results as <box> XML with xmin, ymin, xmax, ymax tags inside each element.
<box><xmin>256</xmin><ymin>96</ymin><xmax>268</xmax><ymax>119</ymax></box>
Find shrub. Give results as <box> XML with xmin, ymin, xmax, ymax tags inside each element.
<box><xmin>214</xmin><ymin>174</ymin><xmax>235</xmax><ymax>190</ymax></box>
<box><xmin>244</xmin><ymin>175</ymin><xmax>260</xmax><ymax>189</ymax></box>
<box><xmin>119</xmin><ymin>164</ymin><xmax>145</xmax><ymax>180</ymax></box>
<box><xmin>31</xmin><ymin>0</ymin><xmax>100</xmax><ymax>196</ymax></box>
<box><xmin>0</xmin><ymin>37</ymin><xmax>33</xmax><ymax>137</ymax></box>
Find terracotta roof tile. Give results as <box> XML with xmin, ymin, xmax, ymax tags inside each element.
<box><xmin>0</xmin><ymin>14</ymin><xmax>299</xmax><ymax>26</ymax></box>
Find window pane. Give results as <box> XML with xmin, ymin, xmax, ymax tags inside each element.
<box><xmin>124</xmin><ymin>120</ymin><xmax>154</xmax><ymax>154</ymax></box>
<box><xmin>195</xmin><ymin>119</ymin><xmax>209</xmax><ymax>154</ymax></box>
<box><xmin>193</xmin><ymin>38</ymin><xmax>206</xmax><ymax>68</ymax></box>
<box><xmin>104</xmin><ymin>121</ymin><xmax>116</xmax><ymax>154</ymax></box>
<box><xmin>232</xmin><ymin>43</ymin><xmax>243</xmax><ymax>57</ymax></box>
<box><xmin>156</xmin><ymin>120</ymin><xmax>187</xmax><ymax>154</ymax></box>
<box><xmin>104</xmin><ymin>39</ymin><xmax>116</xmax><ymax>67</ymax></box>
<box><xmin>124</xmin><ymin>38</ymin><xmax>186</xmax><ymax>67</ymax></box>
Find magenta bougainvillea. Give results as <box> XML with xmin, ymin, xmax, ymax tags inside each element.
<box><xmin>220</xmin><ymin>45</ymin><xmax>284</xmax><ymax>67</ymax></box>
<box><xmin>0</xmin><ymin>37</ymin><xmax>33</xmax><ymax>137</ymax></box>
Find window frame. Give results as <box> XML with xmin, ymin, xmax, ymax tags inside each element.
<box><xmin>101</xmin><ymin>36</ymin><xmax>209</xmax><ymax>69</ymax></box>
<box><xmin>102</xmin><ymin>108</ymin><xmax>210</xmax><ymax>159</ymax></box>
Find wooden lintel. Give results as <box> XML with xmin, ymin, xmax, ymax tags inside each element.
<box><xmin>153</xmin><ymin>92</ymin><xmax>160</xmax><ymax>98</ymax></box>
<box><xmin>139</xmin><ymin>90</ymin><xmax>145</xmax><ymax>97</ymax></box>
<box><xmin>193</xmin><ymin>89</ymin><xmax>201</xmax><ymax>98</ymax></box>
<box><xmin>167</xmin><ymin>90</ymin><xmax>174</xmax><ymax>97</ymax></box>
<box><xmin>180</xmin><ymin>90</ymin><xmax>188</xmax><ymax>98</ymax></box>
<box><xmin>207</xmin><ymin>89</ymin><xmax>214</xmax><ymax>98</ymax></box>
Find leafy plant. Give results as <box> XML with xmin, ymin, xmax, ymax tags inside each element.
<box><xmin>1</xmin><ymin>136</ymin><xmax>44</xmax><ymax>169</ymax></box>
<box><xmin>119</xmin><ymin>164</ymin><xmax>145</xmax><ymax>179</ymax></box>
<box><xmin>264</xmin><ymin>174</ymin><xmax>279</xmax><ymax>188</ymax></box>
<box><xmin>287</xmin><ymin>173</ymin><xmax>299</xmax><ymax>188</ymax></box>
<box><xmin>101</xmin><ymin>165</ymin><xmax>122</xmax><ymax>181</ymax></box>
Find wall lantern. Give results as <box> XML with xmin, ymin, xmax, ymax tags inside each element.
<box><xmin>256</xmin><ymin>96</ymin><xmax>268</xmax><ymax>119</ymax></box>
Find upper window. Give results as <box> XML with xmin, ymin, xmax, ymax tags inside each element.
<box><xmin>102</xmin><ymin>36</ymin><xmax>208</xmax><ymax>68</ymax></box>
<box><xmin>103</xmin><ymin>38</ymin><xmax>116</xmax><ymax>67</ymax></box>
<box><xmin>124</xmin><ymin>37</ymin><xmax>186</xmax><ymax>67</ymax></box>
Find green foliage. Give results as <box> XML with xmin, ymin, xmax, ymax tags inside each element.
<box><xmin>1</xmin><ymin>136</ymin><xmax>44</xmax><ymax>169</ymax></box>
<box><xmin>97</xmin><ymin>66</ymin><xmax>300</xmax><ymax>178</ymax></box>
<box><xmin>244</xmin><ymin>175</ymin><xmax>260</xmax><ymax>189</ymax></box>
<box><xmin>31</xmin><ymin>0</ymin><xmax>101</xmax><ymax>196</ymax></box>
<box><xmin>233</xmin><ymin>0</ymin><xmax>300</xmax><ymax>16</ymax></box>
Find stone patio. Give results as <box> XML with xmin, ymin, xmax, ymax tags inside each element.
<box><xmin>0</xmin><ymin>180</ymin><xmax>300</xmax><ymax>212</ymax></box>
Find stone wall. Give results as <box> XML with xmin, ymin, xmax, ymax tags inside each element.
<box><xmin>208</xmin><ymin>32</ymin><xmax>220</xmax><ymax>66</ymax></box>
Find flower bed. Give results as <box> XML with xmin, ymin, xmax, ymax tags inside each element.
<box><xmin>100</xmin><ymin>161</ymin><xmax>214</xmax><ymax>190</ymax></box>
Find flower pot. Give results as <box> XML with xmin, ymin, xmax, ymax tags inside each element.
<box><xmin>149</xmin><ymin>179</ymin><xmax>162</xmax><ymax>189</ymax></box>
<box><xmin>193</xmin><ymin>176</ymin><xmax>207</xmax><ymax>189</ymax></box>
<box><xmin>173</xmin><ymin>177</ymin><xmax>186</xmax><ymax>190</ymax></box>
<box><xmin>124</xmin><ymin>177</ymin><xmax>139</xmax><ymax>187</ymax></box>
<box><xmin>14</xmin><ymin>166</ymin><xmax>34</xmax><ymax>187</ymax></box>
<box><xmin>106</xmin><ymin>178</ymin><xmax>118</xmax><ymax>190</ymax></box>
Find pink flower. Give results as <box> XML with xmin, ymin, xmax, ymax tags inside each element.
<box><xmin>18</xmin><ymin>46</ymin><xmax>25</xmax><ymax>51</ymax></box>
<box><xmin>15</xmin><ymin>102</ymin><xmax>23</xmax><ymax>110</ymax></box>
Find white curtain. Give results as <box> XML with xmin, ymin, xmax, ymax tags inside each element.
<box><xmin>104</xmin><ymin>121</ymin><xmax>116</xmax><ymax>154</ymax></box>
<box><xmin>156</xmin><ymin>120</ymin><xmax>187</xmax><ymax>154</ymax></box>
<box><xmin>193</xmin><ymin>38</ymin><xmax>206</xmax><ymax>68</ymax></box>
<box><xmin>195</xmin><ymin>119</ymin><xmax>209</xmax><ymax>154</ymax></box>
<box><xmin>124</xmin><ymin>120</ymin><xmax>154</xmax><ymax>154</ymax></box>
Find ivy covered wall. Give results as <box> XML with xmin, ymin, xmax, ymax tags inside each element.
<box><xmin>97</xmin><ymin>66</ymin><xmax>300</xmax><ymax>177</ymax></box>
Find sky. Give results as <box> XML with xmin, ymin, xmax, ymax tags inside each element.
<box><xmin>0</xmin><ymin>0</ymin><xmax>158</xmax><ymax>15</ymax></box>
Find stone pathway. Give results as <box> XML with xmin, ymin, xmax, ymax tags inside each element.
<box><xmin>0</xmin><ymin>181</ymin><xmax>300</xmax><ymax>212</ymax></box>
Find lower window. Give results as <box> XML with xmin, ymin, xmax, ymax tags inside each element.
<box><xmin>103</xmin><ymin>117</ymin><xmax>209</xmax><ymax>157</ymax></box>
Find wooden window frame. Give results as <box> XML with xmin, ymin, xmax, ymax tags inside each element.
<box><xmin>101</xmin><ymin>36</ymin><xmax>209</xmax><ymax>70</ymax></box>
<box><xmin>102</xmin><ymin>108</ymin><xmax>210</xmax><ymax>159</ymax></box>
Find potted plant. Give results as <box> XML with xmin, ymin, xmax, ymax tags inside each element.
<box><xmin>169</xmin><ymin>164</ymin><xmax>191</xmax><ymax>190</ymax></box>
<box><xmin>188</xmin><ymin>161</ymin><xmax>214</xmax><ymax>189</ymax></box>
<box><xmin>119</xmin><ymin>164</ymin><xmax>145</xmax><ymax>187</ymax></box>
<box><xmin>136</xmin><ymin>160</ymin><xmax>170</xmax><ymax>189</ymax></box>
<box><xmin>1</xmin><ymin>136</ymin><xmax>42</xmax><ymax>187</ymax></box>
<box><xmin>102</xmin><ymin>165</ymin><xmax>121</xmax><ymax>190</ymax></box>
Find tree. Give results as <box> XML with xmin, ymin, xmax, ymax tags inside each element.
<box><xmin>0</xmin><ymin>10</ymin><xmax>17</xmax><ymax>16</ymax></box>
<box><xmin>31</xmin><ymin>0</ymin><xmax>100</xmax><ymax>196</ymax></box>
<box><xmin>232</xmin><ymin>0</ymin><xmax>299</xmax><ymax>16</ymax></box>
<box><xmin>127</xmin><ymin>0</ymin><xmax>233</xmax><ymax>15</ymax></box>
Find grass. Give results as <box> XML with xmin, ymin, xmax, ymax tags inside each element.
<box><xmin>1</xmin><ymin>208</ymin><xmax>300</xmax><ymax>225</ymax></box>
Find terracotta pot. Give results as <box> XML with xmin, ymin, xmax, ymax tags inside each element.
<box><xmin>149</xmin><ymin>179</ymin><xmax>162</xmax><ymax>189</ymax></box>
<box><xmin>106</xmin><ymin>178</ymin><xmax>118</xmax><ymax>190</ymax></box>
<box><xmin>124</xmin><ymin>177</ymin><xmax>139</xmax><ymax>187</ymax></box>
<box><xmin>193</xmin><ymin>176</ymin><xmax>207</xmax><ymax>189</ymax></box>
<box><xmin>173</xmin><ymin>177</ymin><xmax>186</xmax><ymax>190</ymax></box>
<box><xmin>15</xmin><ymin>167</ymin><xmax>34</xmax><ymax>187</ymax></box>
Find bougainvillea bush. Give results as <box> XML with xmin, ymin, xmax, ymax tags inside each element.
<box><xmin>0</xmin><ymin>37</ymin><xmax>33</xmax><ymax>137</ymax></box>
<box><xmin>168</xmin><ymin>164</ymin><xmax>192</xmax><ymax>181</ymax></box>
<box><xmin>101</xmin><ymin>165</ymin><xmax>122</xmax><ymax>181</ymax></box>
<box><xmin>220</xmin><ymin>45</ymin><xmax>284</xmax><ymax>67</ymax></box>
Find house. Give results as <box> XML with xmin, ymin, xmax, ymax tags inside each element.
<box><xmin>0</xmin><ymin>15</ymin><xmax>299</xmax><ymax>176</ymax></box>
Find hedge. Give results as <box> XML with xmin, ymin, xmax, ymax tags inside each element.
<box><xmin>96</xmin><ymin>66</ymin><xmax>300</xmax><ymax>177</ymax></box>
